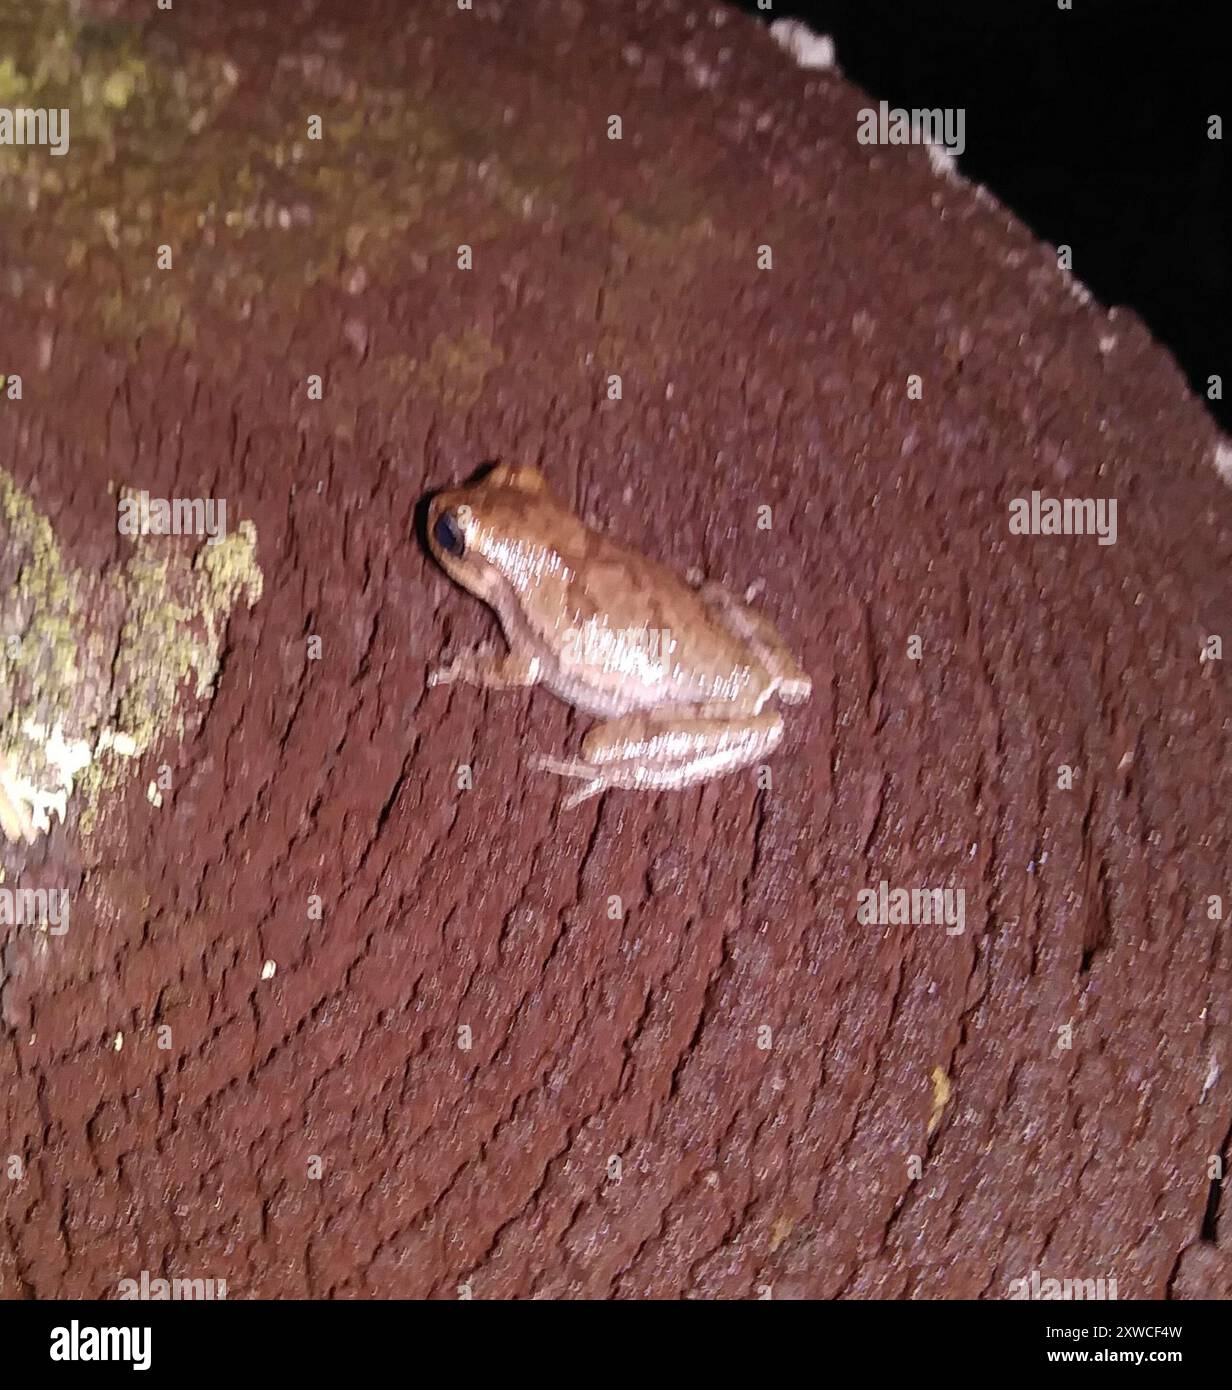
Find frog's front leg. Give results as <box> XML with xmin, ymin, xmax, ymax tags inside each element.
<box><xmin>429</xmin><ymin>641</ymin><xmax>542</xmax><ymax>690</ymax></box>
<box><xmin>534</xmin><ymin>711</ymin><xmax>783</xmax><ymax>809</ymax></box>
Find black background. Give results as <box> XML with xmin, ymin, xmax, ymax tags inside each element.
<box><xmin>1</xmin><ymin>1296</ymin><xmax>1225</xmax><ymax>1374</ymax></box>
<box><xmin>738</xmin><ymin>0</ymin><xmax>1231</xmax><ymax>429</ymax></box>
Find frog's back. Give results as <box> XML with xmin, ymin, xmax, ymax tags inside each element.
<box><xmin>526</xmin><ymin>528</ymin><xmax>768</xmax><ymax>717</ymax></box>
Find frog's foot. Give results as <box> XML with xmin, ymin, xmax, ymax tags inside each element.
<box><xmin>530</xmin><ymin>754</ymin><xmax>607</xmax><ymax>810</ymax></box>
<box><xmin>427</xmin><ymin>640</ymin><xmax>498</xmax><ymax>687</ymax></box>
<box><xmin>0</xmin><ymin>755</ymin><xmax>39</xmax><ymax>844</ymax></box>
<box><xmin>429</xmin><ymin>643</ymin><xmax>541</xmax><ymax>691</ymax></box>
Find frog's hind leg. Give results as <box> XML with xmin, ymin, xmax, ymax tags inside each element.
<box><xmin>697</xmin><ymin>583</ymin><xmax>812</xmax><ymax>704</ymax></box>
<box><xmin>532</xmin><ymin>711</ymin><xmax>783</xmax><ymax>809</ymax></box>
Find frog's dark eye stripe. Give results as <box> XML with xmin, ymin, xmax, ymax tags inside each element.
<box><xmin>434</xmin><ymin>511</ymin><xmax>466</xmax><ymax>558</ymax></box>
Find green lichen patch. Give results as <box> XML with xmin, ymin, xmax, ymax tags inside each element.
<box><xmin>0</xmin><ymin>468</ymin><xmax>81</xmax><ymax>702</ymax></box>
<box><xmin>0</xmin><ymin>469</ymin><xmax>263</xmax><ymax>841</ymax></box>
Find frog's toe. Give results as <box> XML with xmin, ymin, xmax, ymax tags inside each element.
<box><xmin>530</xmin><ymin>755</ymin><xmax>608</xmax><ymax>808</ymax></box>
<box><xmin>560</xmin><ymin>779</ymin><xmax>606</xmax><ymax>810</ymax></box>
<box><xmin>777</xmin><ymin>674</ymin><xmax>812</xmax><ymax>704</ymax></box>
<box><xmin>530</xmin><ymin>753</ymin><xmax>595</xmax><ymax>780</ymax></box>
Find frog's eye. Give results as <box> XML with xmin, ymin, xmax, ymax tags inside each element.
<box><xmin>434</xmin><ymin>511</ymin><xmax>466</xmax><ymax>558</ymax></box>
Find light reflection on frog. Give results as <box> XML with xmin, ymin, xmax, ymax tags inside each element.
<box><xmin>427</xmin><ymin>465</ymin><xmax>811</xmax><ymax>809</ymax></box>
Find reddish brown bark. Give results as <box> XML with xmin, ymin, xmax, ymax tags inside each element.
<box><xmin>1</xmin><ymin>0</ymin><xmax>1229</xmax><ymax>1298</ymax></box>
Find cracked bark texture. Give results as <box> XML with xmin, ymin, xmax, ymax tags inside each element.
<box><xmin>1</xmin><ymin>0</ymin><xmax>1230</xmax><ymax>1298</ymax></box>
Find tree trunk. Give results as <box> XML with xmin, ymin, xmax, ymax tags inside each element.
<box><xmin>1</xmin><ymin>0</ymin><xmax>1229</xmax><ymax>1298</ymax></box>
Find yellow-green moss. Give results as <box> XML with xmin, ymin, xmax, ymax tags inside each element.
<box><xmin>0</xmin><ymin>468</ymin><xmax>81</xmax><ymax>700</ymax></box>
<box><xmin>0</xmin><ymin>469</ymin><xmax>263</xmax><ymax>839</ymax></box>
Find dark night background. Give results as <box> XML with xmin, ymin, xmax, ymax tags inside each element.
<box><xmin>739</xmin><ymin>0</ymin><xmax>1231</xmax><ymax>430</ymax></box>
